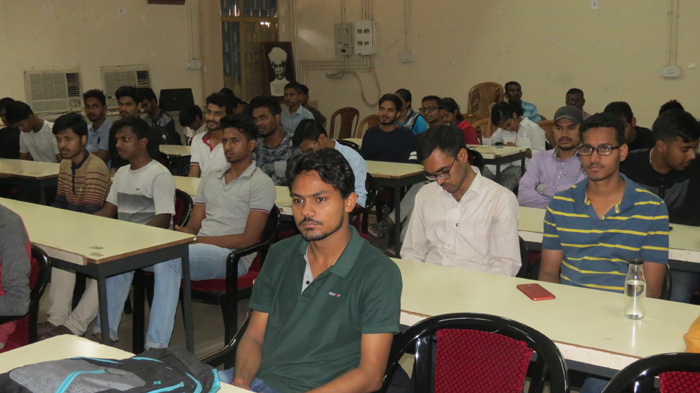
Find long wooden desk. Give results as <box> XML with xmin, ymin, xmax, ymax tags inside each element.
<box><xmin>0</xmin><ymin>336</ymin><xmax>246</xmax><ymax>392</ymax></box>
<box><xmin>0</xmin><ymin>158</ymin><xmax>59</xmax><ymax>204</ymax></box>
<box><xmin>467</xmin><ymin>144</ymin><xmax>527</xmax><ymax>176</ymax></box>
<box><xmin>160</xmin><ymin>145</ymin><xmax>192</xmax><ymax>157</ymax></box>
<box><xmin>0</xmin><ymin>198</ymin><xmax>195</xmax><ymax>353</ymax></box>
<box><xmin>518</xmin><ymin>206</ymin><xmax>700</xmax><ymax>273</ymax></box>
<box><xmin>366</xmin><ymin>161</ymin><xmax>425</xmax><ymax>256</ymax></box>
<box><xmin>395</xmin><ymin>258</ymin><xmax>698</xmax><ymax>377</ymax></box>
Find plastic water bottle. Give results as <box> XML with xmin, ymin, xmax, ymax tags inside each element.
<box><xmin>624</xmin><ymin>258</ymin><xmax>646</xmax><ymax>320</ymax></box>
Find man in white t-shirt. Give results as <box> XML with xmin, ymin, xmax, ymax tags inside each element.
<box><xmin>92</xmin><ymin>116</ymin><xmax>177</xmax><ymax>349</ymax></box>
<box><xmin>188</xmin><ymin>93</ymin><xmax>233</xmax><ymax>178</ymax></box>
<box><xmin>4</xmin><ymin>101</ymin><xmax>60</xmax><ymax>163</ymax></box>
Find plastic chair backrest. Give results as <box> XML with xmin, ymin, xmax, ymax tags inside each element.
<box><xmin>174</xmin><ymin>189</ymin><xmax>194</xmax><ymax>227</ymax></box>
<box><xmin>600</xmin><ymin>353</ymin><xmax>700</xmax><ymax>393</ymax></box>
<box><xmin>467</xmin><ymin>82</ymin><xmax>505</xmax><ymax>118</ymax></box>
<box><xmin>537</xmin><ymin>120</ymin><xmax>555</xmax><ymax>148</ymax></box>
<box><xmin>356</xmin><ymin>114</ymin><xmax>380</xmax><ymax>138</ymax></box>
<box><xmin>329</xmin><ymin>107</ymin><xmax>360</xmax><ymax>140</ymax></box>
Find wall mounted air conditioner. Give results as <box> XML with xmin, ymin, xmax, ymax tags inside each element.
<box><xmin>101</xmin><ymin>65</ymin><xmax>151</xmax><ymax>108</ymax></box>
<box><xmin>24</xmin><ymin>70</ymin><xmax>82</xmax><ymax>114</ymax></box>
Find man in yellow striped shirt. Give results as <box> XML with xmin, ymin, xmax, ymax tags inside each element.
<box><xmin>538</xmin><ymin>113</ymin><xmax>668</xmax><ymax>297</ymax></box>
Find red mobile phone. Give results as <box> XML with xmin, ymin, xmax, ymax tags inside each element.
<box><xmin>517</xmin><ymin>283</ymin><xmax>555</xmax><ymax>301</ymax></box>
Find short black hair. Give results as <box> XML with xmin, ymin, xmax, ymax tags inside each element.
<box><xmin>219</xmin><ymin>88</ymin><xmax>243</xmax><ymax>107</ymax></box>
<box><xmin>179</xmin><ymin>105</ymin><xmax>202</xmax><ymax>127</ymax></box>
<box><xmin>652</xmin><ymin>109</ymin><xmax>700</xmax><ymax>143</ymax></box>
<box><xmin>566</xmin><ymin>88</ymin><xmax>584</xmax><ymax>97</ymax></box>
<box><xmin>52</xmin><ymin>112</ymin><xmax>88</xmax><ymax>137</ymax></box>
<box><xmin>300</xmin><ymin>84</ymin><xmax>310</xmax><ymax>95</ymax></box>
<box><xmin>4</xmin><ymin>101</ymin><xmax>34</xmax><ymax>124</ymax></box>
<box><xmin>286</xmin><ymin>148</ymin><xmax>355</xmax><ymax>199</ymax></box>
<box><xmin>219</xmin><ymin>114</ymin><xmax>258</xmax><ymax>141</ymax></box>
<box><xmin>579</xmin><ymin>112</ymin><xmax>626</xmax><ymax>146</ymax></box>
<box><xmin>421</xmin><ymin>95</ymin><xmax>442</xmax><ymax>108</ymax></box>
<box><xmin>0</xmin><ymin>97</ymin><xmax>16</xmax><ymax>112</ymax></box>
<box><xmin>206</xmin><ymin>92</ymin><xmax>235</xmax><ymax>114</ymax></box>
<box><xmin>137</xmin><ymin>87</ymin><xmax>157</xmax><ymax>103</ymax></box>
<box><xmin>490</xmin><ymin>101</ymin><xmax>523</xmax><ymax>125</ymax></box>
<box><xmin>249</xmin><ymin>95</ymin><xmax>282</xmax><ymax>116</ymax></box>
<box><xmin>112</xmin><ymin>116</ymin><xmax>152</xmax><ymax>140</ymax></box>
<box><xmin>394</xmin><ymin>88</ymin><xmax>412</xmax><ymax>104</ymax></box>
<box><xmin>379</xmin><ymin>93</ymin><xmax>403</xmax><ymax>112</ymax></box>
<box><xmin>603</xmin><ymin>101</ymin><xmax>634</xmax><ymax>124</ymax></box>
<box><xmin>292</xmin><ymin>119</ymin><xmax>327</xmax><ymax>147</ymax></box>
<box><xmin>115</xmin><ymin>86</ymin><xmax>138</xmax><ymax>101</ymax></box>
<box><xmin>504</xmin><ymin>81</ymin><xmax>520</xmax><ymax>90</ymax></box>
<box><xmin>417</xmin><ymin>125</ymin><xmax>466</xmax><ymax>162</ymax></box>
<box><xmin>82</xmin><ymin>89</ymin><xmax>107</xmax><ymax>106</ymax></box>
<box><xmin>659</xmin><ymin>100</ymin><xmax>685</xmax><ymax>116</ymax></box>
<box><xmin>284</xmin><ymin>81</ymin><xmax>304</xmax><ymax>94</ymax></box>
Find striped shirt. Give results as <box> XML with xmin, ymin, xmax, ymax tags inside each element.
<box><xmin>542</xmin><ymin>174</ymin><xmax>669</xmax><ymax>293</ymax></box>
<box><xmin>53</xmin><ymin>153</ymin><xmax>110</xmax><ymax>214</ymax></box>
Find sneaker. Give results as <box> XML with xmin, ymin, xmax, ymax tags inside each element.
<box><xmin>43</xmin><ymin>324</ymin><xmax>75</xmax><ymax>339</ymax></box>
<box><xmin>37</xmin><ymin>321</ymin><xmax>57</xmax><ymax>339</ymax></box>
<box><xmin>368</xmin><ymin>217</ymin><xmax>394</xmax><ymax>238</ymax></box>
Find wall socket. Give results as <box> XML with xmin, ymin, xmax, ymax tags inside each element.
<box><xmin>661</xmin><ymin>65</ymin><xmax>681</xmax><ymax>78</ymax></box>
<box><xmin>354</xmin><ymin>20</ymin><xmax>375</xmax><ymax>55</ymax></box>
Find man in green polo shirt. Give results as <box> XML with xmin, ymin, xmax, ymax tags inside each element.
<box><xmin>221</xmin><ymin>149</ymin><xmax>402</xmax><ymax>393</ymax></box>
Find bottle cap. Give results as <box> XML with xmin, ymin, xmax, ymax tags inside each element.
<box><xmin>628</xmin><ymin>258</ymin><xmax>644</xmax><ymax>265</ymax></box>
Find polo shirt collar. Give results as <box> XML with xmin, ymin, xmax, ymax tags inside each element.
<box><xmin>215</xmin><ymin>161</ymin><xmax>258</xmax><ymax>180</ymax></box>
<box><xmin>573</xmin><ymin>173</ymin><xmax>636</xmax><ymax>214</ymax></box>
<box><xmin>295</xmin><ymin>226</ymin><xmax>362</xmax><ymax>278</ymax></box>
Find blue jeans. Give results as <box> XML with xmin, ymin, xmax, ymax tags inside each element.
<box><xmin>95</xmin><ymin>243</ymin><xmax>247</xmax><ymax>349</ymax></box>
<box><xmin>670</xmin><ymin>271</ymin><xmax>699</xmax><ymax>303</ymax></box>
<box><xmin>218</xmin><ymin>368</ymin><xmax>281</xmax><ymax>393</ymax></box>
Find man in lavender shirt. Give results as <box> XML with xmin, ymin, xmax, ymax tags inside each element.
<box><xmin>518</xmin><ymin>106</ymin><xmax>586</xmax><ymax>208</ymax></box>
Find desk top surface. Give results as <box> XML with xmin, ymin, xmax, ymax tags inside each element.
<box><xmin>366</xmin><ymin>160</ymin><xmax>424</xmax><ymax>179</ymax></box>
<box><xmin>0</xmin><ymin>198</ymin><xmax>193</xmax><ymax>265</ymax></box>
<box><xmin>0</xmin><ymin>336</ymin><xmax>246</xmax><ymax>392</ymax></box>
<box><xmin>395</xmin><ymin>258</ymin><xmax>699</xmax><ymax>368</ymax></box>
<box><xmin>467</xmin><ymin>144</ymin><xmax>527</xmax><ymax>159</ymax></box>
<box><xmin>0</xmin><ymin>158</ymin><xmax>59</xmax><ymax>179</ymax></box>
<box><xmin>160</xmin><ymin>145</ymin><xmax>192</xmax><ymax>157</ymax></box>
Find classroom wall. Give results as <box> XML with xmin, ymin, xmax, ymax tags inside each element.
<box><xmin>0</xmin><ymin>0</ymin><xmax>204</xmax><ymax>108</ymax></box>
<box><xmin>282</xmin><ymin>0</ymin><xmax>700</xmax><ymax>127</ymax></box>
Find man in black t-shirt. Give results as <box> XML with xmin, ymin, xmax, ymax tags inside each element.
<box><xmin>621</xmin><ymin>109</ymin><xmax>700</xmax><ymax>303</ymax></box>
<box><xmin>360</xmin><ymin>93</ymin><xmax>416</xmax><ymax>163</ymax></box>
<box><xmin>0</xmin><ymin>97</ymin><xmax>20</xmax><ymax>159</ymax></box>
<box><xmin>604</xmin><ymin>101</ymin><xmax>655</xmax><ymax>152</ymax></box>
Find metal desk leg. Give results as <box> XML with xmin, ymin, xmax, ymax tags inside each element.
<box><xmin>180</xmin><ymin>252</ymin><xmax>195</xmax><ymax>352</ymax></box>
<box><xmin>96</xmin><ymin>273</ymin><xmax>111</xmax><ymax>346</ymax></box>
<box><xmin>393</xmin><ymin>185</ymin><xmax>402</xmax><ymax>257</ymax></box>
<box><xmin>520</xmin><ymin>157</ymin><xmax>526</xmax><ymax>176</ymax></box>
<box><xmin>132</xmin><ymin>271</ymin><xmax>146</xmax><ymax>353</ymax></box>
<box><xmin>495</xmin><ymin>163</ymin><xmax>501</xmax><ymax>177</ymax></box>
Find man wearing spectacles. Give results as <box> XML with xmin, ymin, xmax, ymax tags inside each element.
<box><xmin>401</xmin><ymin>125</ymin><xmax>521</xmax><ymax>276</ymax></box>
<box><xmin>518</xmin><ymin>106</ymin><xmax>586</xmax><ymax>208</ymax></box>
<box><xmin>419</xmin><ymin>95</ymin><xmax>444</xmax><ymax>128</ymax></box>
<box><xmin>620</xmin><ymin>109</ymin><xmax>700</xmax><ymax>303</ymax></box>
<box><xmin>539</xmin><ymin>112</ymin><xmax>668</xmax><ymax>297</ymax></box>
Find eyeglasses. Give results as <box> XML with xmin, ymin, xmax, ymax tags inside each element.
<box><xmin>578</xmin><ymin>144</ymin><xmax>620</xmax><ymax>156</ymax></box>
<box><xmin>302</xmin><ymin>141</ymin><xmax>317</xmax><ymax>153</ymax></box>
<box><xmin>425</xmin><ymin>158</ymin><xmax>456</xmax><ymax>181</ymax></box>
<box><xmin>419</xmin><ymin>106</ymin><xmax>439</xmax><ymax>114</ymax></box>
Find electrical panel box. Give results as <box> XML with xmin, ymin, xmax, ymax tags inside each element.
<box><xmin>661</xmin><ymin>65</ymin><xmax>681</xmax><ymax>78</ymax></box>
<box><xmin>334</xmin><ymin>23</ymin><xmax>354</xmax><ymax>56</ymax></box>
<box><xmin>353</xmin><ymin>20</ymin><xmax>375</xmax><ymax>55</ymax></box>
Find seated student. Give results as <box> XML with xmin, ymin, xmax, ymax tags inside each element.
<box><xmin>219</xmin><ymin>149</ymin><xmax>401</xmax><ymax>393</ymax></box>
<box><xmin>219</xmin><ymin>87</ymin><xmax>247</xmax><ymax>115</ymax></box>
<box><xmin>92</xmin><ymin>117</ymin><xmax>176</xmax><ymax>348</ymax></box>
<box><xmin>4</xmin><ymin>101</ymin><xmax>60</xmax><ymax>163</ymax></box>
<box><xmin>401</xmin><ymin>126</ymin><xmax>521</xmax><ymax>276</ymax></box>
<box><xmin>251</xmin><ymin>95</ymin><xmax>298</xmax><ymax>186</ymax></box>
<box><xmin>504</xmin><ymin>81</ymin><xmax>542</xmax><ymax>122</ymax></box>
<box><xmin>0</xmin><ymin>203</ymin><xmax>31</xmax><ymax>351</ymax></box>
<box><xmin>539</xmin><ymin>112</ymin><xmax>669</xmax><ymax>393</ymax></box>
<box><xmin>189</xmin><ymin>93</ymin><xmax>233</xmax><ymax>178</ymax></box>
<box><xmin>109</xmin><ymin>86</ymin><xmax>143</xmax><ymax>174</ymax></box>
<box><xmin>138</xmin><ymin>87</ymin><xmax>180</xmax><ymax>145</ymax></box>
<box><xmin>298</xmin><ymin>84</ymin><xmax>326</xmax><ymax>127</ymax></box>
<box><xmin>604</xmin><ymin>101</ymin><xmax>654</xmax><ymax>152</ymax></box>
<box><xmin>360</xmin><ymin>93</ymin><xmax>417</xmax><ymax>163</ymax></box>
<box><xmin>292</xmin><ymin>119</ymin><xmax>367</xmax><ymax>207</ymax></box>
<box><xmin>0</xmin><ymin>98</ymin><xmax>20</xmax><ymax>159</ymax></box>
<box><xmin>179</xmin><ymin>105</ymin><xmax>206</xmax><ymax>145</ymax></box>
<box><xmin>280</xmin><ymin>82</ymin><xmax>314</xmax><ymax>135</ymax></box>
<box><xmin>565</xmin><ymin>88</ymin><xmax>591</xmax><ymax>120</ymax></box>
<box><xmin>135</xmin><ymin>115</ymin><xmax>275</xmax><ymax>350</ymax></box>
<box><xmin>395</xmin><ymin>88</ymin><xmax>428</xmax><ymax>135</ymax></box>
<box><xmin>489</xmin><ymin>101</ymin><xmax>546</xmax><ymax>190</ymax></box>
<box><xmin>440</xmin><ymin>97</ymin><xmax>479</xmax><ymax>145</ymax></box>
<box><xmin>37</xmin><ymin>113</ymin><xmax>110</xmax><ymax>340</ymax></box>
<box><xmin>82</xmin><ymin>89</ymin><xmax>112</xmax><ymax>162</ymax></box>
<box><xmin>621</xmin><ymin>109</ymin><xmax>700</xmax><ymax>303</ymax></box>
<box><xmin>518</xmin><ymin>106</ymin><xmax>586</xmax><ymax>208</ymax></box>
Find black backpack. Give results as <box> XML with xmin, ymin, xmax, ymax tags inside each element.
<box><xmin>0</xmin><ymin>346</ymin><xmax>219</xmax><ymax>393</ymax></box>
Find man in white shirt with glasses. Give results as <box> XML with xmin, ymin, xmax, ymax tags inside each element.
<box><xmin>401</xmin><ymin>125</ymin><xmax>521</xmax><ymax>276</ymax></box>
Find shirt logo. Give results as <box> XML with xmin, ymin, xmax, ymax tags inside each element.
<box><xmin>328</xmin><ymin>291</ymin><xmax>341</xmax><ymax>298</ymax></box>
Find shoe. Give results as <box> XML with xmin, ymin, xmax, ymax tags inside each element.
<box><xmin>43</xmin><ymin>325</ymin><xmax>75</xmax><ymax>339</ymax></box>
<box><xmin>37</xmin><ymin>321</ymin><xmax>57</xmax><ymax>339</ymax></box>
<box><xmin>90</xmin><ymin>332</ymin><xmax>118</xmax><ymax>346</ymax></box>
<box><xmin>368</xmin><ymin>218</ymin><xmax>394</xmax><ymax>238</ymax></box>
